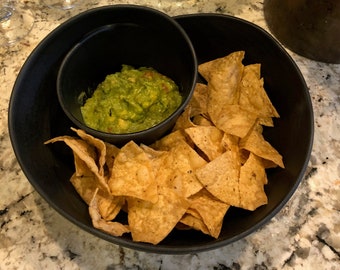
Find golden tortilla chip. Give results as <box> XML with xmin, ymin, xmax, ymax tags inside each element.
<box><xmin>70</xmin><ymin>173</ymin><xmax>124</xmax><ymax>220</ymax></box>
<box><xmin>199</xmin><ymin>51</ymin><xmax>245</xmax><ymax>122</ymax></box>
<box><xmin>44</xmin><ymin>135</ymin><xmax>110</xmax><ymax>192</ymax></box>
<box><xmin>258</xmin><ymin>117</ymin><xmax>274</xmax><ymax>127</ymax></box>
<box><xmin>172</xmin><ymin>106</ymin><xmax>196</xmax><ymax>131</ymax></box>
<box><xmin>46</xmin><ymin>136</ymin><xmax>122</xmax><ymax>220</ymax></box>
<box><xmin>239</xmin><ymin>64</ymin><xmax>279</xmax><ymax>119</ymax></box>
<box><xmin>191</xmin><ymin>114</ymin><xmax>213</xmax><ymax>126</ymax></box>
<box><xmin>140</xmin><ymin>144</ymin><xmax>170</xmax><ymax>183</ymax></box>
<box><xmin>72</xmin><ymin>149</ymin><xmax>95</xmax><ymax>178</ymax></box>
<box><xmin>173</xmin><ymin>83</ymin><xmax>210</xmax><ymax>131</ymax></box>
<box><xmin>195</xmin><ymin>149</ymin><xmax>241</xmax><ymax>207</ymax></box>
<box><xmin>261</xmin><ymin>159</ymin><xmax>280</xmax><ymax>169</ymax></box>
<box><xmin>239</xmin><ymin>153</ymin><xmax>268</xmax><ymax>210</ymax></box>
<box><xmin>239</xmin><ymin>148</ymin><xmax>250</xmax><ymax>165</ymax></box>
<box><xmin>198</xmin><ymin>51</ymin><xmax>245</xmax><ymax>86</ymax></box>
<box><xmin>179</xmin><ymin>212</ymin><xmax>210</xmax><ymax>235</ymax></box>
<box><xmin>71</xmin><ymin>128</ymin><xmax>107</xmax><ymax>177</ymax></box>
<box><xmin>156</xmin><ymin>139</ymin><xmax>206</xmax><ymax>198</ymax></box>
<box><xmin>188</xmin><ymin>83</ymin><xmax>209</xmax><ymax>117</ymax></box>
<box><xmin>244</xmin><ymin>63</ymin><xmax>261</xmax><ymax>79</ymax></box>
<box><xmin>240</xmin><ymin>123</ymin><xmax>284</xmax><ymax>168</ymax></box>
<box><xmin>45</xmin><ymin>136</ymin><xmax>95</xmax><ymax>172</ymax></box>
<box><xmin>69</xmin><ymin>174</ymin><xmax>95</xmax><ymax>205</ymax></box>
<box><xmin>127</xmin><ymin>186</ymin><xmax>189</xmax><ymax>245</ymax></box>
<box><xmin>221</xmin><ymin>133</ymin><xmax>239</xmax><ymax>153</ymax></box>
<box><xmin>108</xmin><ymin>141</ymin><xmax>158</xmax><ymax>203</ymax></box>
<box><xmin>140</xmin><ymin>144</ymin><xmax>167</xmax><ymax>160</ymax></box>
<box><xmin>152</xmin><ymin>129</ymin><xmax>188</xmax><ymax>151</ymax></box>
<box><xmin>187</xmin><ymin>189</ymin><xmax>230</xmax><ymax>238</ymax></box>
<box><xmin>185</xmin><ymin>126</ymin><xmax>225</xmax><ymax>161</ymax></box>
<box><xmin>185</xmin><ymin>207</ymin><xmax>202</xmax><ymax>219</ymax></box>
<box><xmin>104</xmin><ymin>142</ymin><xmax>120</xmax><ymax>178</ymax></box>
<box><xmin>89</xmin><ymin>189</ymin><xmax>130</xmax><ymax>236</ymax></box>
<box><xmin>214</xmin><ymin>104</ymin><xmax>258</xmax><ymax>138</ymax></box>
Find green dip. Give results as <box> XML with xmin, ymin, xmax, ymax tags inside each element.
<box><xmin>80</xmin><ymin>65</ymin><xmax>182</xmax><ymax>134</ymax></box>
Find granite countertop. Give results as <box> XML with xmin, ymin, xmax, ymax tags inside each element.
<box><xmin>1</xmin><ymin>0</ymin><xmax>339</xmax><ymax>269</ymax></box>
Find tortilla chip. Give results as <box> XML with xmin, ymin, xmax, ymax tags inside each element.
<box><xmin>140</xmin><ymin>144</ymin><xmax>169</xmax><ymax>181</ymax></box>
<box><xmin>152</xmin><ymin>129</ymin><xmax>188</xmax><ymax>151</ymax></box>
<box><xmin>187</xmin><ymin>189</ymin><xmax>230</xmax><ymax>238</ymax></box>
<box><xmin>127</xmin><ymin>186</ymin><xmax>189</xmax><ymax>245</ymax></box>
<box><xmin>108</xmin><ymin>141</ymin><xmax>158</xmax><ymax>203</ymax></box>
<box><xmin>195</xmin><ymin>149</ymin><xmax>241</xmax><ymax>207</ymax></box>
<box><xmin>45</xmin><ymin>136</ymin><xmax>96</xmax><ymax>172</ymax></box>
<box><xmin>70</xmin><ymin>173</ymin><xmax>124</xmax><ymax>220</ymax></box>
<box><xmin>191</xmin><ymin>114</ymin><xmax>213</xmax><ymax>126</ymax></box>
<box><xmin>239</xmin><ymin>153</ymin><xmax>268</xmax><ymax>210</ymax></box>
<box><xmin>185</xmin><ymin>207</ymin><xmax>202</xmax><ymax>219</ymax></box>
<box><xmin>71</xmin><ymin>127</ymin><xmax>107</xmax><ymax>177</ymax></box>
<box><xmin>69</xmin><ymin>171</ymin><xmax>96</xmax><ymax>205</ymax></box>
<box><xmin>89</xmin><ymin>189</ymin><xmax>130</xmax><ymax>236</ymax></box>
<box><xmin>185</xmin><ymin>126</ymin><xmax>225</xmax><ymax>161</ymax></box>
<box><xmin>201</xmin><ymin>52</ymin><xmax>243</xmax><ymax>87</ymax></box>
<box><xmin>172</xmin><ymin>106</ymin><xmax>196</xmax><ymax>131</ymax></box>
<box><xmin>140</xmin><ymin>144</ymin><xmax>166</xmax><ymax>160</ymax></box>
<box><xmin>73</xmin><ymin>149</ymin><xmax>95</xmax><ymax>178</ymax></box>
<box><xmin>221</xmin><ymin>133</ymin><xmax>240</xmax><ymax>153</ymax></box>
<box><xmin>214</xmin><ymin>104</ymin><xmax>258</xmax><ymax>138</ymax></box>
<box><xmin>104</xmin><ymin>142</ymin><xmax>120</xmax><ymax>178</ymax></box>
<box><xmin>239</xmin><ymin>64</ymin><xmax>279</xmax><ymax>118</ymax></box>
<box><xmin>156</xmin><ymin>140</ymin><xmax>206</xmax><ymax>198</ymax></box>
<box><xmin>261</xmin><ymin>159</ymin><xmax>280</xmax><ymax>169</ymax></box>
<box><xmin>258</xmin><ymin>117</ymin><xmax>274</xmax><ymax>127</ymax></box>
<box><xmin>240</xmin><ymin>124</ymin><xmax>284</xmax><ymax>168</ymax></box>
<box><xmin>44</xmin><ymin>135</ymin><xmax>110</xmax><ymax>192</ymax></box>
<box><xmin>188</xmin><ymin>83</ymin><xmax>209</xmax><ymax>117</ymax></box>
<box><xmin>199</xmin><ymin>51</ymin><xmax>245</xmax><ymax>121</ymax></box>
<box><xmin>179</xmin><ymin>213</ymin><xmax>210</xmax><ymax>235</ymax></box>
<box><xmin>244</xmin><ymin>63</ymin><xmax>261</xmax><ymax>79</ymax></box>
<box><xmin>46</xmin><ymin>136</ymin><xmax>122</xmax><ymax>220</ymax></box>
<box><xmin>173</xmin><ymin>83</ymin><xmax>210</xmax><ymax>131</ymax></box>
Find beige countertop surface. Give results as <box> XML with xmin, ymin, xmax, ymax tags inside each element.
<box><xmin>1</xmin><ymin>0</ymin><xmax>339</xmax><ymax>269</ymax></box>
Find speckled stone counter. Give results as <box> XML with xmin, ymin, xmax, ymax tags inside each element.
<box><xmin>1</xmin><ymin>0</ymin><xmax>339</xmax><ymax>269</ymax></box>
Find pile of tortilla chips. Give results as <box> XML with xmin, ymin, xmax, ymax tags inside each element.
<box><xmin>45</xmin><ymin>51</ymin><xmax>284</xmax><ymax>245</ymax></box>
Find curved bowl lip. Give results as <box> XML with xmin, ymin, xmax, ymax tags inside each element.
<box><xmin>56</xmin><ymin>4</ymin><xmax>198</xmax><ymax>143</ymax></box>
<box><xmin>8</xmin><ymin>11</ymin><xmax>314</xmax><ymax>254</ymax></box>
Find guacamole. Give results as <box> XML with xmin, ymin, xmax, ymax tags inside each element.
<box><xmin>81</xmin><ymin>65</ymin><xmax>182</xmax><ymax>134</ymax></box>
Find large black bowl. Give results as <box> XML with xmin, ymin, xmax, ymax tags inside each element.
<box><xmin>8</xmin><ymin>7</ymin><xmax>314</xmax><ymax>254</ymax></box>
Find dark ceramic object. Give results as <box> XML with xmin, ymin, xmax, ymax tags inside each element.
<box><xmin>9</xmin><ymin>8</ymin><xmax>314</xmax><ymax>254</ymax></box>
<box><xmin>264</xmin><ymin>0</ymin><xmax>340</xmax><ymax>63</ymax></box>
<box><xmin>57</xmin><ymin>5</ymin><xmax>197</xmax><ymax>146</ymax></box>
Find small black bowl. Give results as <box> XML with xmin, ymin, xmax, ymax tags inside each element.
<box><xmin>57</xmin><ymin>5</ymin><xmax>197</xmax><ymax>146</ymax></box>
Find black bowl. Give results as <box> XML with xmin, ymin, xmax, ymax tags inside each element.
<box><xmin>57</xmin><ymin>5</ymin><xmax>197</xmax><ymax>145</ymax></box>
<box><xmin>9</xmin><ymin>9</ymin><xmax>313</xmax><ymax>254</ymax></box>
